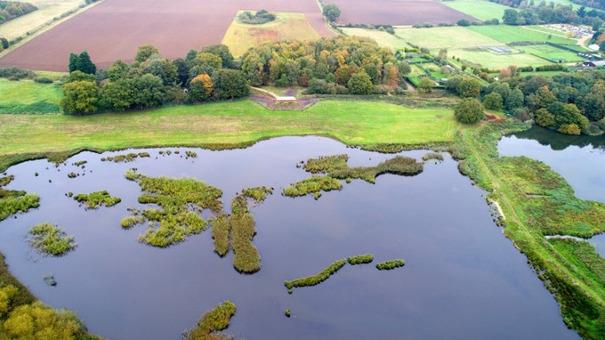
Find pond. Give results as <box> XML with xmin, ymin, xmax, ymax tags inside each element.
<box><xmin>1</xmin><ymin>136</ymin><xmax>575</xmax><ymax>339</ymax></box>
<box><xmin>498</xmin><ymin>127</ymin><xmax>605</xmax><ymax>257</ymax></box>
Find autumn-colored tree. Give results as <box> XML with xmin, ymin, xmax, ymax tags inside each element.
<box><xmin>189</xmin><ymin>73</ymin><xmax>214</xmax><ymax>102</ymax></box>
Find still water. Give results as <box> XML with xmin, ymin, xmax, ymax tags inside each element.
<box><xmin>1</xmin><ymin>136</ymin><xmax>575</xmax><ymax>339</ymax></box>
<box><xmin>499</xmin><ymin>127</ymin><xmax>605</xmax><ymax>257</ymax></box>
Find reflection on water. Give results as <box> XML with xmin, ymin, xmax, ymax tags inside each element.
<box><xmin>0</xmin><ymin>136</ymin><xmax>575</xmax><ymax>340</ymax></box>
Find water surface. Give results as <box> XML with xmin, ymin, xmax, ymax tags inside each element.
<box><xmin>0</xmin><ymin>136</ymin><xmax>575</xmax><ymax>339</ymax></box>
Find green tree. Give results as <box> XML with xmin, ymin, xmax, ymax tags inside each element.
<box><xmin>535</xmin><ymin>108</ymin><xmax>556</xmax><ymax>128</ymax></box>
<box><xmin>100</xmin><ymin>78</ymin><xmax>135</xmax><ymax>111</ymax></box>
<box><xmin>201</xmin><ymin>44</ymin><xmax>234</xmax><ymax>68</ymax></box>
<box><xmin>135</xmin><ymin>45</ymin><xmax>159</xmax><ymax>63</ymax></box>
<box><xmin>503</xmin><ymin>9</ymin><xmax>519</xmax><ymax>25</ymax></box>
<box><xmin>482</xmin><ymin>92</ymin><xmax>503</xmax><ymax>111</ymax></box>
<box><xmin>241</xmin><ymin>52</ymin><xmax>264</xmax><ymax>86</ymax></box>
<box><xmin>62</xmin><ymin>81</ymin><xmax>99</xmax><ymax>115</ymax></box>
<box><xmin>0</xmin><ymin>37</ymin><xmax>8</xmax><ymax>50</ymax></box>
<box><xmin>107</xmin><ymin>60</ymin><xmax>130</xmax><ymax>81</ymax></box>
<box><xmin>347</xmin><ymin>71</ymin><xmax>373</xmax><ymax>95</ymax></box>
<box><xmin>323</xmin><ymin>4</ymin><xmax>341</xmax><ymax>22</ymax></box>
<box><xmin>505</xmin><ymin>88</ymin><xmax>524</xmax><ymax>111</ymax></box>
<box><xmin>454</xmin><ymin>98</ymin><xmax>485</xmax><ymax>124</ymax></box>
<box><xmin>196</xmin><ymin>52</ymin><xmax>223</xmax><ymax>70</ymax></box>
<box><xmin>418</xmin><ymin>77</ymin><xmax>434</xmax><ymax>93</ymax></box>
<box><xmin>77</xmin><ymin>51</ymin><xmax>96</xmax><ymax>75</ymax></box>
<box><xmin>132</xmin><ymin>74</ymin><xmax>165</xmax><ymax>108</ymax></box>
<box><xmin>213</xmin><ymin>69</ymin><xmax>249</xmax><ymax>99</ymax></box>
<box><xmin>65</xmin><ymin>70</ymin><xmax>96</xmax><ymax>83</ymax></box>
<box><xmin>457</xmin><ymin>77</ymin><xmax>481</xmax><ymax>98</ymax></box>
<box><xmin>189</xmin><ymin>73</ymin><xmax>214</xmax><ymax>102</ymax></box>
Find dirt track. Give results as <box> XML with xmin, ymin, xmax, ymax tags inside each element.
<box><xmin>0</xmin><ymin>0</ymin><xmax>334</xmax><ymax>71</ymax></box>
<box><xmin>330</xmin><ymin>0</ymin><xmax>474</xmax><ymax>26</ymax></box>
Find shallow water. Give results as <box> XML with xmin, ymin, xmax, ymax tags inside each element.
<box><xmin>1</xmin><ymin>136</ymin><xmax>575</xmax><ymax>339</ymax></box>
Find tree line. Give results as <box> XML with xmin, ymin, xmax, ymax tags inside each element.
<box><xmin>62</xmin><ymin>45</ymin><xmax>249</xmax><ymax>114</ymax></box>
<box><xmin>0</xmin><ymin>1</ymin><xmax>37</xmax><ymax>25</ymax></box>
<box><xmin>495</xmin><ymin>0</ymin><xmax>605</xmax><ymax>27</ymax></box>
<box><xmin>240</xmin><ymin>36</ymin><xmax>410</xmax><ymax>95</ymax></box>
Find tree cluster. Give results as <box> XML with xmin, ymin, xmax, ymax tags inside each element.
<box><xmin>483</xmin><ymin>70</ymin><xmax>605</xmax><ymax>135</ymax></box>
<box><xmin>323</xmin><ymin>4</ymin><xmax>341</xmax><ymax>23</ymax></box>
<box><xmin>240</xmin><ymin>36</ymin><xmax>410</xmax><ymax>95</ymax></box>
<box><xmin>68</xmin><ymin>51</ymin><xmax>96</xmax><ymax>75</ymax></box>
<box><xmin>62</xmin><ymin>44</ymin><xmax>248</xmax><ymax>115</ymax></box>
<box><xmin>498</xmin><ymin>1</ymin><xmax>605</xmax><ymax>25</ymax></box>
<box><xmin>238</xmin><ymin>9</ymin><xmax>276</xmax><ymax>25</ymax></box>
<box><xmin>0</xmin><ymin>1</ymin><xmax>37</xmax><ymax>25</ymax></box>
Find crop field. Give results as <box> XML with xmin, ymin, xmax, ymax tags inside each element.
<box><xmin>347</xmin><ymin>25</ymin><xmax>587</xmax><ymax>70</ymax></box>
<box><xmin>328</xmin><ymin>0</ymin><xmax>474</xmax><ymax>25</ymax></box>
<box><xmin>0</xmin><ymin>0</ymin><xmax>87</xmax><ymax>41</ymax></box>
<box><xmin>0</xmin><ymin>0</ymin><xmax>333</xmax><ymax>71</ymax></box>
<box><xmin>0</xmin><ymin>79</ymin><xmax>62</xmax><ymax>114</ymax></box>
<box><xmin>441</xmin><ymin>0</ymin><xmax>510</xmax><ymax>21</ymax></box>
<box><xmin>222</xmin><ymin>12</ymin><xmax>321</xmax><ymax>57</ymax></box>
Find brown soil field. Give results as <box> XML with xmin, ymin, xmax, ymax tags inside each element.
<box><xmin>0</xmin><ymin>0</ymin><xmax>333</xmax><ymax>71</ymax></box>
<box><xmin>330</xmin><ymin>0</ymin><xmax>474</xmax><ymax>26</ymax></box>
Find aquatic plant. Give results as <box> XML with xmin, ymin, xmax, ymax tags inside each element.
<box><xmin>230</xmin><ymin>210</ymin><xmax>260</xmax><ymax>273</ymax></box>
<box><xmin>284</xmin><ymin>258</ymin><xmax>347</xmax><ymax>292</ymax></box>
<box><xmin>0</xmin><ymin>175</ymin><xmax>40</xmax><ymax>222</ymax></box>
<box><xmin>185</xmin><ymin>300</ymin><xmax>237</xmax><ymax>340</ymax></box>
<box><xmin>74</xmin><ymin>190</ymin><xmax>121</xmax><ymax>209</ymax></box>
<box><xmin>28</xmin><ymin>223</ymin><xmax>76</xmax><ymax>256</ymax></box>
<box><xmin>376</xmin><ymin>259</ymin><xmax>405</xmax><ymax>270</ymax></box>
<box><xmin>422</xmin><ymin>152</ymin><xmax>444</xmax><ymax>162</ymax></box>
<box><xmin>241</xmin><ymin>186</ymin><xmax>273</xmax><ymax>203</ymax></box>
<box><xmin>185</xmin><ymin>151</ymin><xmax>198</xmax><ymax>158</ymax></box>
<box><xmin>72</xmin><ymin>160</ymin><xmax>87</xmax><ymax>167</ymax></box>
<box><xmin>303</xmin><ymin>154</ymin><xmax>423</xmax><ymax>183</ymax></box>
<box><xmin>282</xmin><ymin>176</ymin><xmax>342</xmax><ymax>200</ymax></box>
<box><xmin>284</xmin><ymin>309</ymin><xmax>291</xmax><ymax>318</ymax></box>
<box><xmin>347</xmin><ymin>254</ymin><xmax>374</xmax><ymax>265</ymax></box>
<box><xmin>67</xmin><ymin>172</ymin><xmax>78</xmax><ymax>178</ymax></box>
<box><xmin>124</xmin><ymin>171</ymin><xmax>222</xmax><ymax>247</ymax></box>
<box><xmin>101</xmin><ymin>152</ymin><xmax>150</xmax><ymax>163</ymax></box>
<box><xmin>120</xmin><ymin>216</ymin><xmax>145</xmax><ymax>229</ymax></box>
<box><xmin>210</xmin><ymin>214</ymin><xmax>231</xmax><ymax>257</ymax></box>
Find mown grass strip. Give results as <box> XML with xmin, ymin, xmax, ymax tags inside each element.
<box><xmin>284</xmin><ymin>258</ymin><xmax>347</xmax><ymax>293</ymax></box>
<box><xmin>184</xmin><ymin>300</ymin><xmax>237</xmax><ymax>340</ymax></box>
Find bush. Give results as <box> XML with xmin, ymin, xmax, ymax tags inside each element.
<box><xmin>0</xmin><ymin>67</ymin><xmax>34</xmax><ymax>80</ymax></box>
<box><xmin>455</xmin><ymin>98</ymin><xmax>485</xmax><ymax>124</ymax></box>
<box><xmin>61</xmin><ymin>80</ymin><xmax>99</xmax><ymax>115</ymax></box>
<box><xmin>347</xmin><ymin>71</ymin><xmax>373</xmax><ymax>94</ymax></box>
<box><xmin>238</xmin><ymin>9</ymin><xmax>276</xmax><ymax>24</ymax></box>
<box><xmin>558</xmin><ymin>123</ymin><xmax>581</xmax><ymax>135</ymax></box>
<box><xmin>457</xmin><ymin>19</ymin><xmax>471</xmax><ymax>26</ymax></box>
<box><xmin>482</xmin><ymin>92</ymin><xmax>503</xmax><ymax>111</ymax></box>
<box><xmin>34</xmin><ymin>77</ymin><xmax>53</xmax><ymax>84</ymax></box>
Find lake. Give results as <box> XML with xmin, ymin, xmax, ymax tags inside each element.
<box><xmin>0</xmin><ymin>136</ymin><xmax>575</xmax><ymax>339</ymax></box>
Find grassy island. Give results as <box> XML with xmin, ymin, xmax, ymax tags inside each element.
<box><xmin>74</xmin><ymin>190</ymin><xmax>121</xmax><ymax>209</ymax></box>
<box><xmin>185</xmin><ymin>300</ymin><xmax>237</xmax><ymax>340</ymax></box>
<box><xmin>28</xmin><ymin>223</ymin><xmax>76</xmax><ymax>256</ymax></box>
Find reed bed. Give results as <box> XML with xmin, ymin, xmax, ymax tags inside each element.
<box><xmin>284</xmin><ymin>258</ymin><xmax>347</xmax><ymax>292</ymax></box>
<box><xmin>376</xmin><ymin>259</ymin><xmax>406</xmax><ymax>270</ymax></box>
<box><xmin>101</xmin><ymin>152</ymin><xmax>150</xmax><ymax>163</ymax></box>
<box><xmin>185</xmin><ymin>300</ymin><xmax>237</xmax><ymax>340</ymax></box>
<box><xmin>74</xmin><ymin>190</ymin><xmax>121</xmax><ymax>209</ymax></box>
<box><xmin>28</xmin><ymin>223</ymin><xmax>76</xmax><ymax>256</ymax></box>
<box><xmin>347</xmin><ymin>253</ymin><xmax>374</xmax><ymax>265</ymax></box>
<box><xmin>282</xmin><ymin>176</ymin><xmax>342</xmax><ymax>200</ymax></box>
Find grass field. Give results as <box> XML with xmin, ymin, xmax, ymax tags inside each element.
<box><xmin>451</xmin><ymin>48</ymin><xmax>551</xmax><ymax>69</ymax></box>
<box><xmin>395</xmin><ymin>26</ymin><xmax>501</xmax><ymax>50</ymax></box>
<box><xmin>0</xmin><ymin>79</ymin><xmax>62</xmax><ymax>114</ymax></box>
<box><xmin>222</xmin><ymin>11</ymin><xmax>321</xmax><ymax>57</ymax></box>
<box><xmin>341</xmin><ymin>27</ymin><xmax>409</xmax><ymax>50</ymax></box>
<box><xmin>0</xmin><ymin>0</ymin><xmax>86</xmax><ymax>41</ymax></box>
<box><xmin>441</xmin><ymin>0</ymin><xmax>511</xmax><ymax>21</ymax></box>
<box><xmin>0</xmin><ymin>99</ymin><xmax>457</xmax><ymax>171</ymax></box>
<box><xmin>519</xmin><ymin>44</ymin><xmax>583</xmax><ymax>62</ymax></box>
<box><xmin>467</xmin><ymin>25</ymin><xmax>577</xmax><ymax>45</ymax></box>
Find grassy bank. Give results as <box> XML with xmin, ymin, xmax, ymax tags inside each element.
<box><xmin>0</xmin><ymin>79</ymin><xmax>62</xmax><ymax>114</ymax></box>
<box><xmin>454</xmin><ymin>121</ymin><xmax>605</xmax><ymax>338</ymax></box>
<box><xmin>0</xmin><ymin>99</ymin><xmax>456</xmax><ymax>171</ymax></box>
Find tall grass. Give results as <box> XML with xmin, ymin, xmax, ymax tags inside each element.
<box><xmin>101</xmin><ymin>152</ymin><xmax>150</xmax><ymax>163</ymax></box>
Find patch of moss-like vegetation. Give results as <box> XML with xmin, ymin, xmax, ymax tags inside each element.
<box><xmin>284</xmin><ymin>258</ymin><xmax>347</xmax><ymax>293</ymax></box>
<box><xmin>241</xmin><ymin>186</ymin><xmax>273</xmax><ymax>203</ymax></box>
<box><xmin>120</xmin><ymin>215</ymin><xmax>145</xmax><ymax>229</ymax></box>
<box><xmin>74</xmin><ymin>190</ymin><xmax>121</xmax><ymax>209</ymax></box>
<box><xmin>72</xmin><ymin>160</ymin><xmax>87</xmax><ymax>167</ymax></box>
<box><xmin>210</xmin><ymin>214</ymin><xmax>231</xmax><ymax>257</ymax></box>
<box><xmin>28</xmin><ymin>223</ymin><xmax>76</xmax><ymax>256</ymax></box>
<box><xmin>282</xmin><ymin>176</ymin><xmax>342</xmax><ymax>200</ymax></box>
<box><xmin>0</xmin><ymin>175</ymin><xmax>40</xmax><ymax>222</ymax></box>
<box><xmin>101</xmin><ymin>152</ymin><xmax>150</xmax><ymax>163</ymax></box>
<box><xmin>185</xmin><ymin>300</ymin><xmax>237</xmax><ymax>340</ymax></box>
<box><xmin>376</xmin><ymin>259</ymin><xmax>405</xmax><ymax>270</ymax></box>
<box><xmin>347</xmin><ymin>254</ymin><xmax>374</xmax><ymax>265</ymax></box>
<box><xmin>124</xmin><ymin>170</ymin><xmax>222</xmax><ymax>247</ymax></box>
<box><xmin>422</xmin><ymin>152</ymin><xmax>444</xmax><ymax>162</ymax></box>
<box><xmin>303</xmin><ymin>154</ymin><xmax>423</xmax><ymax>183</ymax></box>
<box><xmin>185</xmin><ymin>151</ymin><xmax>198</xmax><ymax>159</ymax></box>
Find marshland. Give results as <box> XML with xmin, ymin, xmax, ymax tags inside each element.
<box><xmin>0</xmin><ymin>136</ymin><xmax>576</xmax><ymax>339</ymax></box>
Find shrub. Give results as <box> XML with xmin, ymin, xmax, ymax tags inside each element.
<box><xmin>238</xmin><ymin>9</ymin><xmax>276</xmax><ymax>24</ymax></box>
<box><xmin>454</xmin><ymin>98</ymin><xmax>485</xmax><ymax>124</ymax></box>
<box><xmin>457</xmin><ymin>19</ymin><xmax>471</xmax><ymax>26</ymax></box>
<box><xmin>558</xmin><ymin>123</ymin><xmax>581</xmax><ymax>135</ymax></box>
<box><xmin>33</xmin><ymin>77</ymin><xmax>53</xmax><ymax>84</ymax></box>
<box><xmin>61</xmin><ymin>80</ymin><xmax>99</xmax><ymax>115</ymax></box>
<box><xmin>347</xmin><ymin>70</ymin><xmax>373</xmax><ymax>94</ymax></box>
<box><xmin>535</xmin><ymin>108</ymin><xmax>556</xmax><ymax>128</ymax></box>
<box><xmin>482</xmin><ymin>92</ymin><xmax>503</xmax><ymax>111</ymax></box>
<box><xmin>0</xmin><ymin>67</ymin><xmax>34</xmax><ymax>80</ymax></box>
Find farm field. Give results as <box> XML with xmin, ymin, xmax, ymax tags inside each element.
<box><xmin>519</xmin><ymin>44</ymin><xmax>584</xmax><ymax>63</ymax></box>
<box><xmin>0</xmin><ymin>0</ymin><xmax>333</xmax><ymax>71</ymax></box>
<box><xmin>328</xmin><ymin>0</ymin><xmax>474</xmax><ymax>25</ymax></box>
<box><xmin>0</xmin><ymin>0</ymin><xmax>87</xmax><ymax>41</ymax></box>
<box><xmin>395</xmin><ymin>26</ymin><xmax>501</xmax><ymax>50</ymax></box>
<box><xmin>441</xmin><ymin>0</ymin><xmax>511</xmax><ymax>21</ymax></box>
<box><xmin>0</xmin><ymin>79</ymin><xmax>62</xmax><ymax>114</ymax></box>
<box><xmin>467</xmin><ymin>25</ymin><xmax>578</xmax><ymax>45</ymax></box>
<box><xmin>222</xmin><ymin>12</ymin><xmax>321</xmax><ymax>57</ymax></box>
<box><xmin>341</xmin><ymin>27</ymin><xmax>409</xmax><ymax>50</ymax></box>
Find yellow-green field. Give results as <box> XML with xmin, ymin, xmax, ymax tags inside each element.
<box><xmin>0</xmin><ymin>79</ymin><xmax>62</xmax><ymax>114</ymax></box>
<box><xmin>341</xmin><ymin>27</ymin><xmax>409</xmax><ymax>51</ymax></box>
<box><xmin>222</xmin><ymin>11</ymin><xmax>321</xmax><ymax>57</ymax></box>
<box><xmin>441</xmin><ymin>0</ymin><xmax>511</xmax><ymax>21</ymax></box>
<box><xmin>0</xmin><ymin>0</ymin><xmax>86</xmax><ymax>41</ymax></box>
